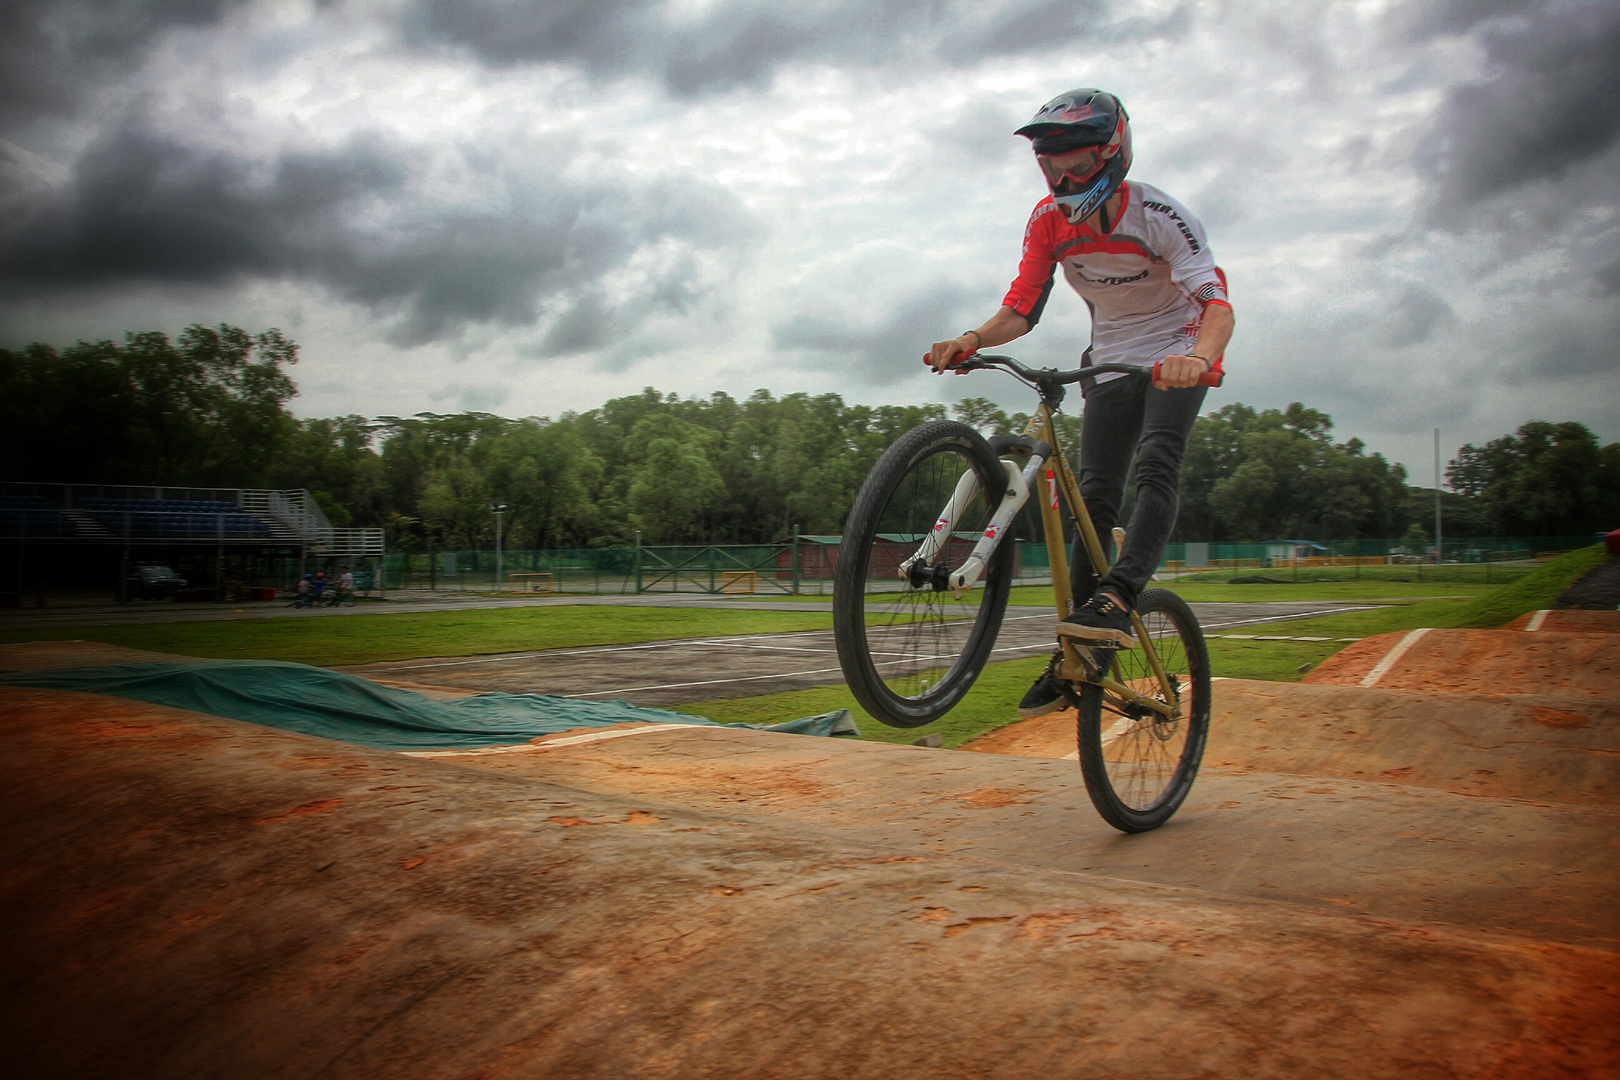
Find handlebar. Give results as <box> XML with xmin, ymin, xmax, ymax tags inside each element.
<box><xmin>923</xmin><ymin>351</ymin><xmax>1224</xmax><ymax>388</ymax></box>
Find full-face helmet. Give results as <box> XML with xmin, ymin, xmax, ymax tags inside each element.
<box><xmin>1015</xmin><ymin>89</ymin><xmax>1132</xmax><ymax>226</ymax></box>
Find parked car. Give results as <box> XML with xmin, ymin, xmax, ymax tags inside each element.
<box><xmin>128</xmin><ymin>563</ymin><xmax>187</xmax><ymax>599</ymax></box>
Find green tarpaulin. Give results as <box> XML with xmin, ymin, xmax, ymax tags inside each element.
<box><xmin>0</xmin><ymin>659</ymin><xmax>857</xmax><ymax>751</ymax></box>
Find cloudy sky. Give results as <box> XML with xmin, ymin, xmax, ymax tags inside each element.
<box><xmin>2</xmin><ymin>0</ymin><xmax>1616</xmax><ymax>479</ymax></box>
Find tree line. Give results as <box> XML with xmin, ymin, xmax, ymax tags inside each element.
<box><xmin>3</xmin><ymin>325</ymin><xmax>1615</xmax><ymax>549</ymax></box>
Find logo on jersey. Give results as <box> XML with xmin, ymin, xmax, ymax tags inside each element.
<box><xmin>1143</xmin><ymin>199</ymin><xmax>1201</xmax><ymax>253</ymax></box>
<box><xmin>1073</xmin><ymin>264</ymin><xmax>1149</xmax><ymax>286</ymax></box>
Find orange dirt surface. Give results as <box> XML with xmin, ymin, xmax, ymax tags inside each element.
<box><xmin>1304</xmin><ymin>628</ymin><xmax>1619</xmax><ymax>696</ymax></box>
<box><xmin>960</xmin><ymin>706</ymin><xmax>1077</xmax><ymax>758</ymax></box>
<box><xmin>962</xmin><ymin>680</ymin><xmax>1620</xmax><ymax>807</ymax></box>
<box><xmin>3</xmin><ymin>684</ymin><xmax>1619</xmax><ymax>1078</ymax></box>
<box><xmin>1504</xmin><ymin>609</ymin><xmax>1620</xmax><ymax>633</ymax></box>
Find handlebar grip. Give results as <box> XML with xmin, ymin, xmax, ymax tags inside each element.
<box><xmin>923</xmin><ymin>349</ymin><xmax>979</xmax><ymax>372</ymax></box>
<box><xmin>1152</xmin><ymin>358</ymin><xmax>1225</xmax><ymax>387</ymax></box>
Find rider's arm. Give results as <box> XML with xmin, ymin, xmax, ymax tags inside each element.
<box><xmin>929</xmin><ymin>307</ymin><xmax>1029</xmax><ymax>372</ymax></box>
<box><xmin>1147</xmin><ymin>188</ymin><xmax>1232</xmax><ymax>390</ymax></box>
<box><xmin>1158</xmin><ymin>301</ymin><xmax>1233</xmax><ymax>389</ymax></box>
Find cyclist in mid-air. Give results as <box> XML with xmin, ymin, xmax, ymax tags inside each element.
<box><xmin>927</xmin><ymin>88</ymin><xmax>1234</xmax><ymax>720</ymax></box>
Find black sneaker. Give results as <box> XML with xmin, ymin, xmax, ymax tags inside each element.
<box><xmin>1056</xmin><ymin>589</ymin><xmax>1137</xmax><ymax>647</ymax></box>
<box><xmin>1017</xmin><ymin>658</ymin><xmax>1070</xmax><ymax>719</ymax></box>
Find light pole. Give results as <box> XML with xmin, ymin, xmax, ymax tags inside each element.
<box><xmin>490</xmin><ymin>503</ymin><xmax>509</xmax><ymax>592</ymax></box>
<box><xmin>1433</xmin><ymin>428</ymin><xmax>1442</xmax><ymax>564</ymax></box>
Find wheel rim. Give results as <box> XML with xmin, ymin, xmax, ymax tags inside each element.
<box><xmin>1096</xmin><ymin>606</ymin><xmax>1196</xmax><ymax>812</ymax></box>
<box><xmin>857</xmin><ymin>444</ymin><xmax>1003</xmax><ymax>708</ymax></box>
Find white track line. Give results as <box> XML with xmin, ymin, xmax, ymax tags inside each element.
<box><xmin>401</xmin><ymin>723</ymin><xmax>699</xmax><ymax>757</ymax></box>
<box><xmin>1525</xmin><ymin>609</ymin><xmax>1550</xmax><ymax>632</ymax></box>
<box><xmin>1358</xmin><ymin>627</ymin><xmax>1432</xmax><ymax>688</ymax></box>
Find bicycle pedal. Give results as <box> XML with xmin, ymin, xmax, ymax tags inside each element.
<box><xmin>1059</xmin><ymin>640</ymin><xmax>1111</xmax><ymax>683</ymax></box>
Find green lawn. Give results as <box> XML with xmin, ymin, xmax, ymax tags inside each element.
<box><xmin>685</xmin><ymin>547</ymin><xmax>1609</xmax><ymax>747</ymax></box>
<box><xmin>756</xmin><ymin>579</ymin><xmax>1501</xmax><ymax>606</ymax></box>
<box><xmin>677</xmin><ymin>600</ymin><xmax>1460</xmax><ymax>749</ymax></box>
<box><xmin>8</xmin><ymin>547</ymin><xmax>1600</xmax><ymax>750</ymax></box>
<box><xmin>682</xmin><ymin>656</ymin><xmax>1054</xmax><ymax>750</ymax></box>
<box><xmin>0</xmin><ymin>606</ymin><xmax>835</xmax><ymax>667</ymax></box>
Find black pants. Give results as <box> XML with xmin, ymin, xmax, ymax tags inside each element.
<box><xmin>1069</xmin><ymin>375</ymin><xmax>1207</xmax><ymax>610</ymax></box>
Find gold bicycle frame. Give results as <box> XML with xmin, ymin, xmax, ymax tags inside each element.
<box><xmin>1020</xmin><ymin>403</ymin><xmax>1181</xmax><ymax>719</ymax></box>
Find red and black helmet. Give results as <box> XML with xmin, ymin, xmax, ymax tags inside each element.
<box><xmin>1015</xmin><ymin>89</ymin><xmax>1132</xmax><ymax>226</ymax></box>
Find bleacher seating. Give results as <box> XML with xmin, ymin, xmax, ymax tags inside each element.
<box><xmin>0</xmin><ymin>495</ymin><xmax>76</xmax><ymax>537</ymax></box>
<box><xmin>82</xmin><ymin>498</ymin><xmax>273</xmax><ymax>538</ymax></box>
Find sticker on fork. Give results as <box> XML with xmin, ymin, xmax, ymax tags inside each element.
<box><xmin>1045</xmin><ymin>470</ymin><xmax>1059</xmax><ymax>510</ymax></box>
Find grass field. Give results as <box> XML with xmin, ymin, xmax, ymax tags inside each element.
<box><xmin>677</xmin><ymin>594</ymin><xmax>1469</xmax><ymax>748</ymax></box>
<box><xmin>0</xmin><ymin>607</ymin><xmax>835</xmax><ymax>667</ymax></box>
<box><xmin>4</xmin><ymin>546</ymin><xmax>1602</xmax><ymax>750</ymax></box>
<box><xmin>683</xmin><ymin>546</ymin><xmax>1608</xmax><ymax>747</ymax></box>
<box><xmin>759</xmin><ymin>579</ymin><xmax>1503</xmax><ymax>606</ymax></box>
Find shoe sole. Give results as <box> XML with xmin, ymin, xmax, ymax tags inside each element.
<box><xmin>1055</xmin><ymin>623</ymin><xmax>1137</xmax><ymax>648</ymax></box>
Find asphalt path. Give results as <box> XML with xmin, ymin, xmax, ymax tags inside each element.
<box><xmin>340</xmin><ymin>601</ymin><xmax>1379</xmax><ymax>707</ymax></box>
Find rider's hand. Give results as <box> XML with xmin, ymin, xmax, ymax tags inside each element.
<box><xmin>1155</xmin><ymin>353</ymin><xmax>1210</xmax><ymax>390</ymax></box>
<box><xmin>928</xmin><ymin>334</ymin><xmax>978</xmax><ymax>373</ymax></box>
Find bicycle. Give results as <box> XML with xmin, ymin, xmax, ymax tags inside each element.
<box><xmin>833</xmin><ymin>354</ymin><xmax>1222</xmax><ymax>832</ymax></box>
<box><xmin>319</xmin><ymin>587</ymin><xmax>357</xmax><ymax>608</ymax></box>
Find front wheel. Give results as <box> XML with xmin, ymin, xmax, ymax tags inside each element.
<box><xmin>834</xmin><ymin>420</ymin><xmax>1015</xmax><ymax>728</ymax></box>
<box><xmin>1076</xmin><ymin>588</ymin><xmax>1211</xmax><ymax>832</ymax></box>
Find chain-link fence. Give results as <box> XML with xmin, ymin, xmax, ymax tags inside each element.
<box><xmin>381</xmin><ymin>541</ymin><xmax>1059</xmax><ymax>595</ymax></box>
<box><xmin>379</xmin><ymin>533</ymin><xmax>1599</xmax><ymax>595</ymax></box>
<box><xmin>1158</xmin><ymin>535</ymin><xmax>1601</xmax><ymax>584</ymax></box>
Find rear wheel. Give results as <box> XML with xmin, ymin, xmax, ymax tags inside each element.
<box><xmin>834</xmin><ymin>421</ymin><xmax>1015</xmax><ymax>728</ymax></box>
<box><xmin>1076</xmin><ymin>588</ymin><xmax>1210</xmax><ymax>832</ymax></box>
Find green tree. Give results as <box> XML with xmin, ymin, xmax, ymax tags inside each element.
<box><xmin>626</xmin><ymin>417</ymin><xmax>725</xmax><ymax>542</ymax></box>
<box><xmin>1449</xmin><ymin>421</ymin><xmax>1620</xmax><ymax>535</ymax></box>
<box><xmin>485</xmin><ymin>419</ymin><xmax>605</xmax><ymax>547</ymax></box>
<box><xmin>0</xmin><ymin>324</ymin><xmax>298</xmax><ymax>485</ymax></box>
<box><xmin>1184</xmin><ymin>402</ymin><xmax>1407</xmax><ymax>541</ymax></box>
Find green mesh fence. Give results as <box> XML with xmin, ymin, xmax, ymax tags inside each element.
<box><xmin>379</xmin><ymin>534</ymin><xmax>1601</xmax><ymax>594</ymax></box>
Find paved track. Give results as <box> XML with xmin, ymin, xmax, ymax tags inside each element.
<box><xmin>342</xmin><ymin>601</ymin><xmax>1377</xmax><ymax>706</ymax></box>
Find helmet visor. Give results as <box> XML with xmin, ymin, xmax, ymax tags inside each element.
<box><xmin>1036</xmin><ymin>147</ymin><xmax>1107</xmax><ymax>192</ymax></box>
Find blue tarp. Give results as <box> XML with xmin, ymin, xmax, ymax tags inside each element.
<box><xmin>0</xmin><ymin>659</ymin><xmax>857</xmax><ymax>751</ymax></box>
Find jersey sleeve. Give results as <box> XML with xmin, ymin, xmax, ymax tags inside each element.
<box><xmin>1141</xmin><ymin>189</ymin><xmax>1229</xmax><ymax>310</ymax></box>
<box><xmin>1002</xmin><ymin>200</ymin><xmax>1062</xmax><ymax>327</ymax></box>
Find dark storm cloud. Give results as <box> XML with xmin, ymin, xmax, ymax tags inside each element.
<box><xmin>1374</xmin><ymin>283</ymin><xmax>1455</xmax><ymax>348</ymax></box>
<box><xmin>1595</xmin><ymin>258</ymin><xmax>1620</xmax><ymax>298</ymax></box>
<box><xmin>1414</xmin><ymin>0</ymin><xmax>1620</xmax><ymax>218</ymax></box>
<box><xmin>0</xmin><ymin>120</ymin><xmax>755</xmax><ymax>346</ymax></box>
<box><xmin>405</xmin><ymin>0</ymin><xmax>1157</xmax><ymax>97</ymax></box>
<box><xmin>0</xmin><ymin>0</ymin><xmax>231</xmax><ymax>130</ymax></box>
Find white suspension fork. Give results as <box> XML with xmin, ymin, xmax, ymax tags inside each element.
<box><xmin>949</xmin><ymin>457</ymin><xmax>1042</xmax><ymax>596</ymax></box>
<box><xmin>898</xmin><ymin>453</ymin><xmax>1048</xmax><ymax>594</ymax></box>
<box><xmin>898</xmin><ymin>469</ymin><xmax>983</xmax><ymax>576</ymax></box>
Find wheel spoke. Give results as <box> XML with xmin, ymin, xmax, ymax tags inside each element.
<box><xmin>833</xmin><ymin>422</ymin><xmax>1014</xmax><ymax>728</ymax></box>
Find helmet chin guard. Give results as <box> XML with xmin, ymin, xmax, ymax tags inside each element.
<box><xmin>1050</xmin><ymin>151</ymin><xmax>1128</xmax><ymax>225</ymax></box>
<box><xmin>1016</xmin><ymin>88</ymin><xmax>1132</xmax><ymax>226</ymax></box>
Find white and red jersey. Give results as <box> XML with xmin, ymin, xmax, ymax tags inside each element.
<box><xmin>1002</xmin><ymin>180</ymin><xmax>1229</xmax><ymax>382</ymax></box>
